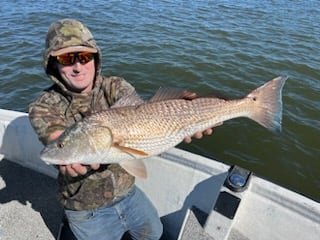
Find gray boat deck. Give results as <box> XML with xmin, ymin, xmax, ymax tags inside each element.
<box><xmin>0</xmin><ymin>158</ymin><xmax>63</xmax><ymax>240</ymax></box>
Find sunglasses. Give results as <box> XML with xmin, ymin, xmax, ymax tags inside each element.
<box><xmin>56</xmin><ymin>52</ymin><xmax>94</xmax><ymax>66</ymax></box>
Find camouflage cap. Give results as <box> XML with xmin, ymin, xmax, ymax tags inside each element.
<box><xmin>44</xmin><ymin>19</ymin><xmax>102</xmax><ymax>77</ymax></box>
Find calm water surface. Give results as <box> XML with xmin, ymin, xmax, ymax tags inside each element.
<box><xmin>0</xmin><ymin>0</ymin><xmax>319</xmax><ymax>201</ymax></box>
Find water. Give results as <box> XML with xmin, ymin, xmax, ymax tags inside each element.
<box><xmin>0</xmin><ymin>0</ymin><xmax>319</xmax><ymax>201</ymax></box>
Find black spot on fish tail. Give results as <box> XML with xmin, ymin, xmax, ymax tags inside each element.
<box><xmin>247</xmin><ymin>76</ymin><xmax>288</xmax><ymax>132</ymax></box>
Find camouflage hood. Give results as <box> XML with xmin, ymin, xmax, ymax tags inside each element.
<box><xmin>44</xmin><ymin>19</ymin><xmax>102</xmax><ymax>88</ymax></box>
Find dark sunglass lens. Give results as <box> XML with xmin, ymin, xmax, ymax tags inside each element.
<box><xmin>56</xmin><ymin>52</ymin><xmax>93</xmax><ymax>65</ymax></box>
<box><xmin>78</xmin><ymin>52</ymin><xmax>94</xmax><ymax>64</ymax></box>
<box><xmin>56</xmin><ymin>53</ymin><xmax>75</xmax><ymax>65</ymax></box>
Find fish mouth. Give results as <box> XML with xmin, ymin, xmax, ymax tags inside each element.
<box><xmin>40</xmin><ymin>150</ymin><xmax>68</xmax><ymax>165</ymax></box>
<box><xmin>41</xmin><ymin>156</ymin><xmax>68</xmax><ymax>165</ymax></box>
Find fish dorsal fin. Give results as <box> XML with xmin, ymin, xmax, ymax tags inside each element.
<box><xmin>149</xmin><ymin>88</ymin><xmax>191</xmax><ymax>102</ymax></box>
<box><xmin>119</xmin><ymin>159</ymin><xmax>147</xmax><ymax>179</ymax></box>
<box><xmin>111</xmin><ymin>92</ymin><xmax>144</xmax><ymax>108</ymax></box>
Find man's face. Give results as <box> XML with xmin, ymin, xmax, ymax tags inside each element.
<box><xmin>57</xmin><ymin>53</ymin><xmax>95</xmax><ymax>93</ymax></box>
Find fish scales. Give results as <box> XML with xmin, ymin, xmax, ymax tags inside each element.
<box><xmin>83</xmin><ymin>94</ymin><xmax>252</xmax><ymax>154</ymax></box>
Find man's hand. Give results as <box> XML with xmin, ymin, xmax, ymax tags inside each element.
<box><xmin>49</xmin><ymin>130</ymin><xmax>100</xmax><ymax>177</ymax></box>
<box><xmin>184</xmin><ymin>128</ymin><xmax>213</xmax><ymax>144</ymax></box>
<box><xmin>59</xmin><ymin>163</ymin><xmax>100</xmax><ymax>177</ymax></box>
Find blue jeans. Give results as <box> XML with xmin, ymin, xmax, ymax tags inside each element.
<box><xmin>65</xmin><ymin>186</ymin><xmax>163</xmax><ymax>240</ymax></box>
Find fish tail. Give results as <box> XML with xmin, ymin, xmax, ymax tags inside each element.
<box><xmin>247</xmin><ymin>76</ymin><xmax>287</xmax><ymax>132</ymax></box>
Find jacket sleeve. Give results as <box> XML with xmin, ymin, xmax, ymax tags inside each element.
<box><xmin>28</xmin><ymin>92</ymin><xmax>68</xmax><ymax>145</ymax></box>
<box><xmin>103</xmin><ymin>76</ymin><xmax>144</xmax><ymax>107</ymax></box>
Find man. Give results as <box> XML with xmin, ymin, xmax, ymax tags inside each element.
<box><xmin>29</xmin><ymin>19</ymin><xmax>212</xmax><ymax>240</ymax></box>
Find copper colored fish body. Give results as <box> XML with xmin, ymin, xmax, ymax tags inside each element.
<box><xmin>40</xmin><ymin>76</ymin><xmax>287</xmax><ymax>178</ymax></box>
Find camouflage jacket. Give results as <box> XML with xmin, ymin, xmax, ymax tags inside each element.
<box><xmin>29</xmin><ymin>75</ymin><xmax>137</xmax><ymax>210</ymax></box>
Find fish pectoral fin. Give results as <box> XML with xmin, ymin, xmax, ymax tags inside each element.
<box><xmin>119</xmin><ymin>159</ymin><xmax>147</xmax><ymax>179</ymax></box>
<box><xmin>112</xmin><ymin>143</ymin><xmax>148</xmax><ymax>156</ymax></box>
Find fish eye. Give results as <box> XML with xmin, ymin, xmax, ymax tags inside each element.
<box><xmin>57</xmin><ymin>142</ymin><xmax>64</xmax><ymax>148</ymax></box>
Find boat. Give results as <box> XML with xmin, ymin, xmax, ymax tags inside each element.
<box><xmin>0</xmin><ymin>108</ymin><xmax>319</xmax><ymax>240</ymax></box>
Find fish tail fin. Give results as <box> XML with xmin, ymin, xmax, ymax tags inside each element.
<box><xmin>247</xmin><ymin>76</ymin><xmax>287</xmax><ymax>132</ymax></box>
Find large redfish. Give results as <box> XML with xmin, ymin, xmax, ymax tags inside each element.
<box><xmin>40</xmin><ymin>76</ymin><xmax>287</xmax><ymax>178</ymax></box>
